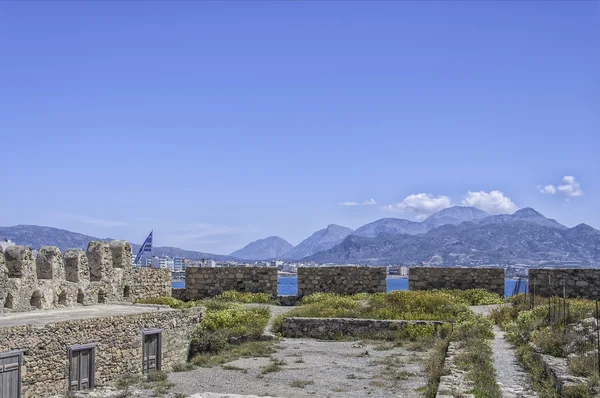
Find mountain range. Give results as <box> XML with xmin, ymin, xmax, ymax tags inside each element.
<box><xmin>0</xmin><ymin>225</ymin><xmax>238</xmax><ymax>262</ymax></box>
<box><xmin>305</xmin><ymin>208</ymin><xmax>600</xmax><ymax>266</ymax></box>
<box><xmin>1</xmin><ymin>206</ymin><xmax>599</xmax><ymax>266</ymax></box>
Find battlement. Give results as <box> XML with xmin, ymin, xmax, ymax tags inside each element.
<box><xmin>0</xmin><ymin>240</ymin><xmax>170</xmax><ymax>313</ymax></box>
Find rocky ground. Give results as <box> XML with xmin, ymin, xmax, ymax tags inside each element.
<box><xmin>168</xmin><ymin>338</ymin><xmax>429</xmax><ymax>398</ymax></box>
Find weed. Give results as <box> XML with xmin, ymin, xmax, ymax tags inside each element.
<box><xmin>221</xmin><ymin>364</ymin><xmax>248</xmax><ymax>373</ymax></box>
<box><xmin>290</xmin><ymin>379</ymin><xmax>314</xmax><ymax>388</ymax></box>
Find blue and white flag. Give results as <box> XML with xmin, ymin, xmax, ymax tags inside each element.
<box><xmin>134</xmin><ymin>231</ymin><xmax>153</xmax><ymax>265</ymax></box>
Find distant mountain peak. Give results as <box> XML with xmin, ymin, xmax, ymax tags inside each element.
<box><xmin>284</xmin><ymin>224</ymin><xmax>353</xmax><ymax>261</ymax></box>
<box><xmin>229</xmin><ymin>236</ymin><xmax>293</xmax><ymax>260</ymax></box>
<box><xmin>422</xmin><ymin>206</ymin><xmax>489</xmax><ymax>230</ymax></box>
<box><xmin>513</xmin><ymin>207</ymin><xmax>543</xmax><ymax>217</ymax></box>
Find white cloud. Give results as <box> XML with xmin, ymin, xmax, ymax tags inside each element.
<box><xmin>339</xmin><ymin>198</ymin><xmax>377</xmax><ymax>206</ymax></box>
<box><xmin>383</xmin><ymin>193</ymin><xmax>452</xmax><ymax>219</ymax></box>
<box><xmin>539</xmin><ymin>185</ymin><xmax>557</xmax><ymax>195</ymax></box>
<box><xmin>558</xmin><ymin>176</ymin><xmax>583</xmax><ymax>197</ymax></box>
<box><xmin>539</xmin><ymin>176</ymin><xmax>583</xmax><ymax>198</ymax></box>
<box><xmin>462</xmin><ymin>191</ymin><xmax>518</xmax><ymax>214</ymax></box>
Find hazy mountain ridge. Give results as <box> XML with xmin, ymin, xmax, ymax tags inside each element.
<box><xmin>304</xmin><ymin>209</ymin><xmax>599</xmax><ymax>265</ymax></box>
<box><xmin>283</xmin><ymin>224</ymin><xmax>353</xmax><ymax>260</ymax></box>
<box><xmin>229</xmin><ymin>236</ymin><xmax>293</xmax><ymax>260</ymax></box>
<box><xmin>0</xmin><ymin>225</ymin><xmax>238</xmax><ymax>261</ymax></box>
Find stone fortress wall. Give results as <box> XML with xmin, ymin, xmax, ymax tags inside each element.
<box><xmin>297</xmin><ymin>266</ymin><xmax>387</xmax><ymax>297</ymax></box>
<box><xmin>0</xmin><ymin>240</ymin><xmax>171</xmax><ymax>313</ymax></box>
<box><xmin>528</xmin><ymin>268</ymin><xmax>600</xmax><ymax>299</ymax></box>
<box><xmin>0</xmin><ymin>306</ymin><xmax>202</xmax><ymax>397</ymax></box>
<box><xmin>408</xmin><ymin>267</ymin><xmax>505</xmax><ymax>296</ymax></box>
<box><xmin>184</xmin><ymin>266</ymin><xmax>278</xmax><ymax>300</ymax></box>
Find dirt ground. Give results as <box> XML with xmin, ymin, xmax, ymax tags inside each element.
<box><xmin>168</xmin><ymin>338</ymin><xmax>431</xmax><ymax>398</ymax></box>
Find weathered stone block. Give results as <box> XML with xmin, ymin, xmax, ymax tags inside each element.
<box><xmin>36</xmin><ymin>246</ymin><xmax>64</xmax><ymax>280</ymax></box>
<box><xmin>64</xmin><ymin>249</ymin><xmax>89</xmax><ymax>283</ymax></box>
<box><xmin>109</xmin><ymin>240</ymin><xmax>132</xmax><ymax>269</ymax></box>
<box><xmin>86</xmin><ymin>241</ymin><xmax>113</xmax><ymax>281</ymax></box>
<box><xmin>4</xmin><ymin>246</ymin><xmax>35</xmax><ymax>278</ymax></box>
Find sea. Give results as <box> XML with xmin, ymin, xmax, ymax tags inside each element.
<box><xmin>172</xmin><ymin>276</ymin><xmax>527</xmax><ymax>298</ymax></box>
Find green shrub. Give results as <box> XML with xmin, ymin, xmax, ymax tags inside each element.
<box><xmin>439</xmin><ymin>288</ymin><xmax>504</xmax><ymax>306</ymax></box>
<box><xmin>291</xmin><ymin>291</ymin><xmax>470</xmax><ymax>321</ymax></box>
<box><xmin>189</xmin><ymin>329</ymin><xmax>228</xmax><ymax>357</ymax></box>
<box><xmin>215</xmin><ymin>291</ymin><xmax>273</xmax><ymax>303</ymax></box>
<box><xmin>451</xmin><ymin>314</ymin><xmax>494</xmax><ymax>342</ymax></box>
<box><xmin>531</xmin><ymin>326</ymin><xmax>565</xmax><ymax>357</ymax></box>
<box><xmin>201</xmin><ymin>306</ymin><xmax>270</xmax><ymax>337</ymax></box>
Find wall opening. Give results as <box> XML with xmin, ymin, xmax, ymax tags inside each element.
<box><xmin>30</xmin><ymin>291</ymin><xmax>42</xmax><ymax>309</ymax></box>
<box><xmin>77</xmin><ymin>290</ymin><xmax>84</xmax><ymax>304</ymax></box>
<box><xmin>97</xmin><ymin>290</ymin><xmax>106</xmax><ymax>304</ymax></box>
<box><xmin>4</xmin><ymin>293</ymin><xmax>13</xmax><ymax>309</ymax></box>
<box><xmin>58</xmin><ymin>291</ymin><xmax>67</xmax><ymax>306</ymax></box>
<box><xmin>123</xmin><ymin>286</ymin><xmax>130</xmax><ymax>298</ymax></box>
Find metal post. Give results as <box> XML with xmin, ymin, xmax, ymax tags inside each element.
<box><xmin>563</xmin><ymin>286</ymin><xmax>567</xmax><ymax>329</ymax></box>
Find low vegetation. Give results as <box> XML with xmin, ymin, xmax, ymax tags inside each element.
<box><xmin>491</xmin><ymin>293</ymin><xmax>600</xmax><ymax>397</ymax></box>
<box><xmin>213</xmin><ymin>291</ymin><xmax>274</xmax><ymax>304</ymax></box>
<box><xmin>189</xmin><ymin>302</ymin><xmax>271</xmax><ymax>359</ymax></box>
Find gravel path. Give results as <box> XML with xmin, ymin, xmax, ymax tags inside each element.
<box><xmin>469</xmin><ymin>305</ymin><xmax>538</xmax><ymax>398</ymax></box>
<box><xmin>491</xmin><ymin>325</ymin><xmax>538</xmax><ymax>398</ymax></box>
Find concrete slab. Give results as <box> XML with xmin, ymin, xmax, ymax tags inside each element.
<box><xmin>0</xmin><ymin>304</ymin><xmax>174</xmax><ymax>328</ymax></box>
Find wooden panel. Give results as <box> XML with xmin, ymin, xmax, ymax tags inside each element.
<box><xmin>1</xmin><ymin>354</ymin><xmax>21</xmax><ymax>398</ymax></box>
<box><xmin>143</xmin><ymin>333</ymin><xmax>159</xmax><ymax>373</ymax></box>
<box><xmin>69</xmin><ymin>351</ymin><xmax>80</xmax><ymax>390</ymax></box>
<box><xmin>80</xmin><ymin>350</ymin><xmax>90</xmax><ymax>390</ymax></box>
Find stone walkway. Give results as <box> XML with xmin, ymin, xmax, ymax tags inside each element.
<box><xmin>469</xmin><ymin>305</ymin><xmax>537</xmax><ymax>398</ymax></box>
<box><xmin>491</xmin><ymin>325</ymin><xmax>538</xmax><ymax>398</ymax></box>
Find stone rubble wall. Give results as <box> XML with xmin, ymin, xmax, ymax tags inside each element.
<box><xmin>297</xmin><ymin>266</ymin><xmax>386</xmax><ymax>297</ymax></box>
<box><xmin>129</xmin><ymin>268</ymin><xmax>171</xmax><ymax>301</ymax></box>
<box><xmin>528</xmin><ymin>268</ymin><xmax>600</xmax><ymax>299</ymax></box>
<box><xmin>0</xmin><ymin>240</ymin><xmax>171</xmax><ymax>313</ymax></box>
<box><xmin>184</xmin><ymin>266</ymin><xmax>278</xmax><ymax>300</ymax></box>
<box><xmin>436</xmin><ymin>342</ymin><xmax>473</xmax><ymax>398</ymax></box>
<box><xmin>171</xmin><ymin>288</ymin><xmax>186</xmax><ymax>300</ymax></box>
<box><xmin>0</xmin><ymin>306</ymin><xmax>202</xmax><ymax>397</ymax></box>
<box><xmin>281</xmin><ymin>317</ymin><xmax>448</xmax><ymax>339</ymax></box>
<box><xmin>409</xmin><ymin>267</ymin><xmax>505</xmax><ymax>296</ymax></box>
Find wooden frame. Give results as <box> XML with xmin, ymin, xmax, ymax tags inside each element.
<box><xmin>68</xmin><ymin>343</ymin><xmax>96</xmax><ymax>391</ymax></box>
<box><xmin>141</xmin><ymin>329</ymin><xmax>162</xmax><ymax>373</ymax></box>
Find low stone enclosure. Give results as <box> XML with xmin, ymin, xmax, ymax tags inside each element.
<box><xmin>0</xmin><ymin>241</ymin><xmax>171</xmax><ymax>313</ymax></box>
<box><xmin>529</xmin><ymin>268</ymin><xmax>600</xmax><ymax>299</ymax></box>
<box><xmin>182</xmin><ymin>266</ymin><xmax>278</xmax><ymax>300</ymax></box>
<box><xmin>281</xmin><ymin>317</ymin><xmax>448</xmax><ymax>339</ymax></box>
<box><xmin>409</xmin><ymin>266</ymin><xmax>505</xmax><ymax>296</ymax></box>
<box><xmin>0</xmin><ymin>305</ymin><xmax>202</xmax><ymax>397</ymax></box>
<box><xmin>297</xmin><ymin>266</ymin><xmax>387</xmax><ymax>297</ymax></box>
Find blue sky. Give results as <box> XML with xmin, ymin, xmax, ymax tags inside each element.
<box><xmin>1</xmin><ymin>1</ymin><xmax>598</xmax><ymax>254</ymax></box>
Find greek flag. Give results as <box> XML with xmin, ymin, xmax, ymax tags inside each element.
<box><xmin>134</xmin><ymin>231</ymin><xmax>153</xmax><ymax>265</ymax></box>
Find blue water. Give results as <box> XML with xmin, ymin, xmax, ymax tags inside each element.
<box><xmin>173</xmin><ymin>277</ymin><xmax>527</xmax><ymax>297</ymax></box>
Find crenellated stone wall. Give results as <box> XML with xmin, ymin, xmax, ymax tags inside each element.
<box><xmin>529</xmin><ymin>268</ymin><xmax>600</xmax><ymax>299</ymax></box>
<box><xmin>0</xmin><ymin>306</ymin><xmax>202</xmax><ymax>397</ymax></box>
<box><xmin>297</xmin><ymin>266</ymin><xmax>386</xmax><ymax>297</ymax></box>
<box><xmin>184</xmin><ymin>266</ymin><xmax>278</xmax><ymax>300</ymax></box>
<box><xmin>409</xmin><ymin>267</ymin><xmax>505</xmax><ymax>296</ymax></box>
<box><xmin>0</xmin><ymin>240</ymin><xmax>171</xmax><ymax>313</ymax></box>
<box><xmin>281</xmin><ymin>317</ymin><xmax>448</xmax><ymax>339</ymax></box>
